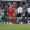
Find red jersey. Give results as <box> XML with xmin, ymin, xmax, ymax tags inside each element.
<box><xmin>7</xmin><ymin>4</ymin><xmax>16</xmax><ymax>23</ymax></box>
<box><xmin>7</xmin><ymin>6</ymin><xmax>13</xmax><ymax>17</ymax></box>
<box><xmin>7</xmin><ymin>4</ymin><xmax>16</xmax><ymax>17</ymax></box>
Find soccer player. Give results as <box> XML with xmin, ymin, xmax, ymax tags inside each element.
<box><xmin>7</xmin><ymin>3</ymin><xmax>16</xmax><ymax>24</ymax></box>
<box><xmin>16</xmin><ymin>6</ymin><xmax>23</xmax><ymax>24</ymax></box>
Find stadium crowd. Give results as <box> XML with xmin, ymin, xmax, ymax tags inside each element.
<box><xmin>0</xmin><ymin>1</ymin><xmax>30</xmax><ymax>24</ymax></box>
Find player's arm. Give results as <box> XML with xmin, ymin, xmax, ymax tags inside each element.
<box><xmin>7</xmin><ymin>8</ymin><xmax>9</xmax><ymax>16</ymax></box>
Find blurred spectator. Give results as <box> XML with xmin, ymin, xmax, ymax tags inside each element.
<box><xmin>0</xmin><ymin>3</ymin><xmax>3</xmax><ymax>10</ymax></box>
<box><xmin>2</xmin><ymin>15</ymin><xmax>9</xmax><ymax>24</ymax></box>
<box><xmin>0</xmin><ymin>13</ymin><xmax>2</xmax><ymax>24</ymax></box>
<box><xmin>27</xmin><ymin>17</ymin><xmax>30</xmax><ymax>24</ymax></box>
<box><xmin>27</xmin><ymin>8</ymin><xmax>30</xmax><ymax>17</ymax></box>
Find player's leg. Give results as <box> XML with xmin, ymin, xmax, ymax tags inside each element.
<box><xmin>6</xmin><ymin>16</ymin><xmax>9</xmax><ymax>24</ymax></box>
<box><xmin>9</xmin><ymin>16</ymin><xmax>14</xmax><ymax>24</ymax></box>
<box><xmin>0</xmin><ymin>20</ymin><xmax>2</xmax><ymax>24</ymax></box>
<box><xmin>0</xmin><ymin>17</ymin><xmax>2</xmax><ymax>24</ymax></box>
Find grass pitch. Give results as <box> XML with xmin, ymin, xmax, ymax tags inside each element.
<box><xmin>0</xmin><ymin>24</ymin><xmax>30</xmax><ymax>30</ymax></box>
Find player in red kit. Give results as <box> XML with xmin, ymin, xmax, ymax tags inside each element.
<box><xmin>7</xmin><ymin>3</ymin><xmax>16</xmax><ymax>24</ymax></box>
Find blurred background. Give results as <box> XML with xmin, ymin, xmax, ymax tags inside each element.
<box><xmin>0</xmin><ymin>0</ymin><xmax>30</xmax><ymax>24</ymax></box>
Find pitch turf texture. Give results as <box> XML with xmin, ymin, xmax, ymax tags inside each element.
<box><xmin>0</xmin><ymin>24</ymin><xmax>30</xmax><ymax>30</ymax></box>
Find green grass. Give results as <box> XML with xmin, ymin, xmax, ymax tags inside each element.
<box><xmin>0</xmin><ymin>24</ymin><xmax>30</xmax><ymax>30</ymax></box>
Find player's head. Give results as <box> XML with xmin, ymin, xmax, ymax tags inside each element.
<box><xmin>13</xmin><ymin>2</ymin><xmax>16</xmax><ymax>6</ymax></box>
<box><xmin>12</xmin><ymin>2</ymin><xmax>16</xmax><ymax>10</ymax></box>
<box><xmin>13</xmin><ymin>2</ymin><xmax>16</xmax><ymax>5</ymax></box>
<box><xmin>9</xmin><ymin>4</ymin><xmax>13</xmax><ymax>7</ymax></box>
<box><xmin>9</xmin><ymin>4</ymin><xmax>13</xmax><ymax>8</ymax></box>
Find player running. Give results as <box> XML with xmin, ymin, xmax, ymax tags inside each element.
<box><xmin>7</xmin><ymin>3</ymin><xmax>16</xmax><ymax>24</ymax></box>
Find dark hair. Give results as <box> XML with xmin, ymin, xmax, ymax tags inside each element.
<box><xmin>22</xmin><ymin>1</ymin><xmax>25</xmax><ymax>5</ymax></box>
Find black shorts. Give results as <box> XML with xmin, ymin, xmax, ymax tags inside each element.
<box><xmin>16</xmin><ymin>13</ymin><xmax>21</xmax><ymax>17</ymax></box>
